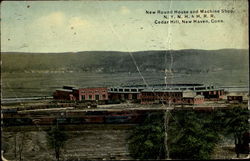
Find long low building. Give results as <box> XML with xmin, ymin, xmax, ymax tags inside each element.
<box><xmin>53</xmin><ymin>84</ymin><xmax>225</xmax><ymax>105</ymax></box>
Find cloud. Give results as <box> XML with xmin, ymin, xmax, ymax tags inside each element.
<box><xmin>69</xmin><ymin>17</ymin><xmax>90</xmax><ymax>28</ymax></box>
<box><xmin>120</xmin><ymin>6</ymin><xmax>130</xmax><ymax>15</ymax></box>
<box><xmin>36</xmin><ymin>12</ymin><xmax>65</xmax><ymax>27</ymax></box>
<box><xmin>34</xmin><ymin>12</ymin><xmax>91</xmax><ymax>30</ymax></box>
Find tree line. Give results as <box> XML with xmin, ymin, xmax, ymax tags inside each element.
<box><xmin>128</xmin><ymin>106</ymin><xmax>249</xmax><ymax>160</ymax></box>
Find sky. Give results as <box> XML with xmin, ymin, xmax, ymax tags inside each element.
<box><xmin>1</xmin><ymin>0</ymin><xmax>248</xmax><ymax>53</ymax></box>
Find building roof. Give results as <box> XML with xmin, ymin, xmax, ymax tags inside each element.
<box><xmin>121</xmin><ymin>83</ymin><xmax>204</xmax><ymax>87</ymax></box>
<box><xmin>110</xmin><ymin>84</ymin><xmax>223</xmax><ymax>92</ymax></box>
<box><xmin>142</xmin><ymin>88</ymin><xmax>183</xmax><ymax>93</ymax></box>
<box><xmin>182</xmin><ymin>90</ymin><xmax>196</xmax><ymax>97</ymax></box>
<box><xmin>195</xmin><ymin>95</ymin><xmax>204</xmax><ymax>98</ymax></box>
<box><xmin>183</xmin><ymin>95</ymin><xmax>204</xmax><ymax>98</ymax></box>
<box><xmin>56</xmin><ymin>89</ymin><xmax>73</xmax><ymax>92</ymax></box>
<box><xmin>78</xmin><ymin>87</ymin><xmax>107</xmax><ymax>90</ymax></box>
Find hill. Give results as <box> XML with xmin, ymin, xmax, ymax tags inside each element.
<box><xmin>1</xmin><ymin>49</ymin><xmax>249</xmax><ymax>74</ymax></box>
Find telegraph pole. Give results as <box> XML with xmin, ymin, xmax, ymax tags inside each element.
<box><xmin>164</xmin><ymin>108</ymin><xmax>170</xmax><ymax>159</ymax></box>
<box><xmin>164</xmin><ymin>74</ymin><xmax>170</xmax><ymax>160</ymax></box>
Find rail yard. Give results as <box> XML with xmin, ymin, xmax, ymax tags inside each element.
<box><xmin>1</xmin><ymin>83</ymin><xmax>248</xmax><ymax>130</ymax></box>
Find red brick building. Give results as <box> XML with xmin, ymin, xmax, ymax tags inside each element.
<box><xmin>140</xmin><ymin>89</ymin><xmax>204</xmax><ymax>105</ymax></box>
<box><xmin>53</xmin><ymin>86</ymin><xmax>108</xmax><ymax>102</ymax></box>
<box><xmin>182</xmin><ymin>95</ymin><xmax>204</xmax><ymax>105</ymax></box>
<box><xmin>182</xmin><ymin>90</ymin><xmax>204</xmax><ymax>105</ymax></box>
<box><xmin>75</xmin><ymin>87</ymin><xmax>108</xmax><ymax>101</ymax></box>
<box><xmin>197</xmin><ymin>90</ymin><xmax>225</xmax><ymax>100</ymax></box>
<box><xmin>140</xmin><ymin>90</ymin><xmax>183</xmax><ymax>104</ymax></box>
<box><xmin>53</xmin><ymin>86</ymin><xmax>76</xmax><ymax>101</ymax></box>
<box><xmin>227</xmin><ymin>95</ymin><xmax>243</xmax><ymax>103</ymax></box>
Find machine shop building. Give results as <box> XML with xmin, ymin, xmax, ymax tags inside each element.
<box><xmin>75</xmin><ymin>87</ymin><xmax>108</xmax><ymax>101</ymax></box>
<box><xmin>53</xmin><ymin>86</ymin><xmax>108</xmax><ymax>102</ymax></box>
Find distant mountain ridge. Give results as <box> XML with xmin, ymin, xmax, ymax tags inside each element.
<box><xmin>1</xmin><ymin>49</ymin><xmax>248</xmax><ymax>74</ymax></box>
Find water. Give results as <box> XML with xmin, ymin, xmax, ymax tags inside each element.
<box><xmin>1</xmin><ymin>69</ymin><xmax>248</xmax><ymax>98</ymax></box>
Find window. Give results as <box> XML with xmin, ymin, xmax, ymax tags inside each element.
<box><xmin>89</xmin><ymin>95</ymin><xmax>92</xmax><ymax>100</ymax></box>
<box><xmin>119</xmin><ymin>89</ymin><xmax>123</xmax><ymax>92</ymax></box>
<box><xmin>102</xmin><ymin>94</ymin><xmax>106</xmax><ymax>99</ymax></box>
<box><xmin>132</xmin><ymin>94</ymin><xmax>137</xmax><ymax>99</ymax></box>
<box><xmin>81</xmin><ymin>95</ymin><xmax>85</xmax><ymax>100</ymax></box>
<box><xmin>124</xmin><ymin>94</ymin><xmax>129</xmax><ymax>99</ymax></box>
<box><xmin>95</xmin><ymin>95</ymin><xmax>99</xmax><ymax>100</ymax></box>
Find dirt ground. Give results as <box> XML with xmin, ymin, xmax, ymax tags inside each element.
<box><xmin>2</xmin><ymin>129</ymin><xmax>132</xmax><ymax>161</ymax></box>
<box><xmin>2</xmin><ymin>128</ymin><xmax>249</xmax><ymax>161</ymax></box>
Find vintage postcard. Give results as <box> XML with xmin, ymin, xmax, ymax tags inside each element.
<box><xmin>1</xmin><ymin>0</ymin><xmax>249</xmax><ymax>160</ymax></box>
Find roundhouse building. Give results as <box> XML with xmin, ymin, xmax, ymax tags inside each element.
<box><xmin>140</xmin><ymin>88</ymin><xmax>183</xmax><ymax>104</ymax></box>
<box><xmin>140</xmin><ymin>89</ymin><xmax>205</xmax><ymax>105</ymax></box>
<box><xmin>108</xmin><ymin>84</ymin><xmax>224</xmax><ymax>104</ymax></box>
<box><xmin>108</xmin><ymin>86</ymin><xmax>144</xmax><ymax>101</ymax></box>
<box><xmin>147</xmin><ymin>84</ymin><xmax>224</xmax><ymax>99</ymax></box>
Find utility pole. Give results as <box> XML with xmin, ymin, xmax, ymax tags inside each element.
<box><xmin>164</xmin><ymin>47</ymin><xmax>173</xmax><ymax>160</ymax></box>
<box><xmin>14</xmin><ymin>133</ymin><xmax>17</xmax><ymax>159</ymax></box>
<box><xmin>164</xmin><ymin>75</ymin><xmax>170</xmax><ymax>160</ymax></box>
<box><xmin>164</xmin><ymin>108</ymin><xmax>170</xmax><ymax>160</ymax></box>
